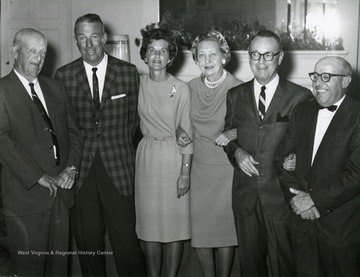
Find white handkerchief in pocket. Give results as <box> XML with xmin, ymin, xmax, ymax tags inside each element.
<box><xmin>111</xmin><ymin>94</ymin><xmax>126</xmax><ymax>100</ymax></box>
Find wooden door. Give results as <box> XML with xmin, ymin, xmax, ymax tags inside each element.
<box><xmin>0</xmin><ymin>0</ymin><xmax>71</xmax><ymax>78</ymax></box>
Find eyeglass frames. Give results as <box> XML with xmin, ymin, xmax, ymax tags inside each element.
<box><xmin>309</xmin><ymin>72</ymin><xmax>348</xmax><ymax>82</ymax></box>
<box><xmin>248</xmin><ymin>51</ymin><xmax>281</xmax><ymax>61</ymax></box>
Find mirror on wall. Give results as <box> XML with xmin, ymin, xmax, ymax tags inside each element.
<box><xmin>160</xmin><ymin>0</ymin><xmax>341</xmax><ymax>50</ymax></box>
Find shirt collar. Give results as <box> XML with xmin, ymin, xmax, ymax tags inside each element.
<box><xmin>13</xmin><ymin>69</ymin><xmax>39</xmax><ymax>88</ymax></box>
<box><xmin>254</xmin><ymin>74</ymin><xmax>279</xmax><ymax>92</ymax></box>
<box><xmin>83</xmin><ymin>53</ymin><xmax>108</xmax><ymax>72</ymax></box>
<box><xmin>333</xmin><ymin>95</ymin><xmax>345</xmax><ymax>107</ymax></box>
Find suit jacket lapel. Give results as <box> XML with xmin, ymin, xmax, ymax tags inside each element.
<box><xmin>9</xmin><ymin>71</ymin><xmax>40</xmax><ymax>115</ymax></box>
<box><xmin>312</xmin><ymin>97</ymin><xmax>349</xmax><ymax>166</ymax></box>
<box><xmin>247</xmin><ymin>79</ymin><xmax>262</xmax><ymax>123</ymax></box>
<box><xmin>75</xmin><ymin>61</ymin><xmax>93</xmax><ymax>104</ymax></box>
<box><xmin>263</xmin><ymin>79</ymin><xmax>286</xmax><ymax>121</ymax></box>
<box><xmin>303</xmin><ymin>102</ymin><xmax>319</xmax><ymax>170</ymax></box>
<box><xmin>101</xmin><ymin>56</ymin><xmax>116</xmax><ymax>112</ymax></box>
<box><xmin>38</xmin><ymin>78</ymin><xmax>57</xmax><ymax>127</ymax></box>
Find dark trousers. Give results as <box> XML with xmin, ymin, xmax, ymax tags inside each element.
<box><xmin>293</xmin><ymin>226</ymin><xmax>360</xmax><ymax>277</ymax></box>
<box><xmin>234</xmin><ymin>198</ymin><xmax>294</xmax><ymax>277</ymax></box>
<box><xmin>6</xmin><ymin>195</ymin><xmax>69</xmax><ymax>277</ymax></box>
<box><xmin>71</xmin><ymin>151</ymin><xmax>146</xmax><ymax>277</ymax></box>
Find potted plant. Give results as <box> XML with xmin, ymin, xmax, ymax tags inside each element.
<box><xmin>136</xmin><ymin>13</ymin><xmax>347</xmax><ymax>86</ymax></box>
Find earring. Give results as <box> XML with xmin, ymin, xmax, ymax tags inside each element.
<box><xmin>222</xmin><ymin>59</ymin><xmax>226</xmax><ymax>64</ymax></box>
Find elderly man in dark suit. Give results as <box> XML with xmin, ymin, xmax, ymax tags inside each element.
<box><xmin>0</xmin><ymin>28</ymin><xmax>83</xmax><ymax>276</ymax></box>
<box><xmin>277</xmin><ymin>56</ymin><xmax>360</xmax><ymax>277</ymax></box>
<box><xmin>55</xmin><ymin>13</ymin><xmax>146</xmax><ymax>276</ymax></box>
<box><xmin>224</xmin><ymin>30</ymin><xmax>312</xmax><ymax>277</ymax></box>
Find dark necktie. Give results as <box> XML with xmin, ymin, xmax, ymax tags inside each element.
<box><xmin>29</xmin><ymin>83</ymin><xmax>60</xmax><ymax>166</ymax></box>
<box><xmin>92</xmin><ymin>67</ymin><xmax>100</xmax><ymax>119</ymax></box>
<box><xmin>317</xmin><ymin>104</ymin><xmax>337</xmax><ymax>112</ymax></box>
<box><xmin>258</xmin><ymin>86</ymin><xmax>266</xmax><ymax>120</ymax></box>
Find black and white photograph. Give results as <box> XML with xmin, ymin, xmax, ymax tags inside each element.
<box><xmin>0</xmin><ymin>0</ymin><xmax>359</xmax><ymax>276</ymax></box>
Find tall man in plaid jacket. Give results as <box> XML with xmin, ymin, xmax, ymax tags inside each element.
<box><xmin>55</xmin><ymin>14</ymin><xmax>146</xmax><ymax>276</ymax></box>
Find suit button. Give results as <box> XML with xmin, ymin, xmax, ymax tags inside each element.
<box><xmin>95</xmin><ymin>121</ymin><xmax>99</xmax><ymax>125</ymax></box>
<box><xmin>90</xmin><ymin>154</ymin><xmax>94</xmax><ymax>158</ymax></box>
<box><xmin>259</xmin><ymin>126</ymin><xmax>264</xmax><ymax>130</ymax></box>
<box><xmin>44</xmin><ymin>127</ymin><xmax>49</xmax><ymax>131</ymax></box>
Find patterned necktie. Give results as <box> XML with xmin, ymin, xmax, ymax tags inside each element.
<box><xmin>29</xmin><ymin>82</ymin><xmax>60</xmax><ymax>166</ymax></box>
<box><xmin>92</xmin><ymin>67</ymin><xmax>100</xmax><ymax>119</ymax></box>
<box><xmin>258</xmin><ymin>85</ymin><xmax>266</xmax><ymax>121</ymax></box>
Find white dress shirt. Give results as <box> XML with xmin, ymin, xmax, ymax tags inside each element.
<box><xmin>254</xmin><ymin>74</ymin><xmax>279</xmax><ymax>112</ymax></box>
<box><xmin>311</xmin><ymin>96</ymin><xmax>345</xmax><ymax>165</ymax></box>
<box><xmin>14</xmin><ymin>69</ymin><xmax>49</xmax><ymax>114</ymax></box>
<box><xmin>83</xmin><ymin>53</ymin><xmax>108</xmax><ymax>102</ymax></box>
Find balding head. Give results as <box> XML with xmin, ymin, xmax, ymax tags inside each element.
<box><xmin>315</xmin><ymin>56</ymin><xmax>352</xmax><ymax>77</ymax></box>
<box><xmin>11</xmin><ymin>28</ymin><xmax>47</xmax><ymax>82</ymax></box>
<box><xmin>312</xmin><ymin>56</ymin><xmax>352</xmax><ymax>107</ymax></box>
<box><xmin>13</xmin><ymin>28</ymin><xmax>47</xmax><ymax>48</ymax></box>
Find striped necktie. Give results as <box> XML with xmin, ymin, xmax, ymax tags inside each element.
<box><xmin>258</xmin><ymin>85</ymin><xmax>266</xmax><ymax>121</ymax></box>
<box><xmin>29</xmin><ymin>82</ymin><xmax>60</xmax><ymax>166</ymax></box>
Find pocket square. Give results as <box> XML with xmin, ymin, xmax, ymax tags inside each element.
<box><xmin>111</xmin><ymin>94</ymin><xmax>126</xmax><ymax>100</ymax></box>
<box><xmin>276</xmin><ymin>113</ymin><xmax>290</xmax><ymax>122</ymax></box>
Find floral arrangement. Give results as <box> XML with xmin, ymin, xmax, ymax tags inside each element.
<box><xmin>136</xmin><ymin>12</ymin><xmax>344</xmax><ymax>51</ymax></box>
<box><xmin>135</xmin><ymin>11</ymin><xmax>193</xmax><ymax>50</ymax></box>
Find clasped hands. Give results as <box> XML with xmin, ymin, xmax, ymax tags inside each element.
<box><xmin>213</xmin><ymin>129</ymin><xmax>236</xmax><ymax>147</ymax></box>
<box><xmin>235</xmin><ymin>150</ymin><xmax>320</xmax><ymax>220</ymax></box>
<box><xmin>289</xmin><ymin>188</ymin><xmax>320</xmax><ymax>220</ymax></box>
<box><xmin>176</xmin><ymin>126</ymin><xmax>192</xmax><ymax>147</ymax></box>
<box><xmin>176</xmin><ymin>126</ymin><xmax>236</xmax><ymax>148</ymax></box>
<box><xmin>282</xmin><ymin>153</ymin><xmax>320</xmax><ymax>220</ymax></box>
<box><xmin>38</xmin><ymin>166</ymin><xmax>77</xmax><ymax>197</ymax></box>
<box><xmin>234</xmin><ymin>149</ymin><xmax>297</xmax><ymax>177</ymax></box>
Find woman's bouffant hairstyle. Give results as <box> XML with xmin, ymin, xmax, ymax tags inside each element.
<box><xmin>191</xmin><ymin>30</ymin><xmax>231</xmax><ymax>66</ymax></box>
<box><xmin>140</xmin><ymin>28</ymin><xmax>178</xmax><ymax>65</ymax></box>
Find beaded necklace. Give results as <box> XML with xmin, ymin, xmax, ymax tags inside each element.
<box><xmin>204</xmin><ymin>70</ymin><xmax>227</xmax><ymax>89</ymax></box>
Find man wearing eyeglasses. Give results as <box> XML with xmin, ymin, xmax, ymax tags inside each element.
<box><xmin>224</xmin><ymin>29</ymin><xmax>312</xmax><ymax>277</ymax></box>
<box><xmin>277</xmin><ymin>56</ymin><xmax>360</xmax><ymax>277</ymax></box>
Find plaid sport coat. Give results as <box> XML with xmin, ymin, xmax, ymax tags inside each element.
<box><xmin>55</xmin><ymin>55</ymin><xmax>140</xmax><ymax>195</ymax></box>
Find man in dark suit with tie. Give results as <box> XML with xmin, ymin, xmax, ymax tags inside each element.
<box><xmin>224</xmin><ymin>30</ymin><xmax>312</xmax><ymax>277</ymax></box>
<box><xmin>55</xmin><ymin>14</ymin><xmax>146</xmax><ymax>276</ymax></box>
<box><xmin>277</xmin><ymin>56</ymin><xmax>360</xmax><ymax>277</ymax></box>
<box><xmin>0</xmin><ymin>28</ymin><xmax>83</xmax><ymax>276</ymax></box>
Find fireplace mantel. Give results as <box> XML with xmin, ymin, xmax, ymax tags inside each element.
<box><xmin>168</xmin><ymin>50</ymin><xmax>349</xmax><ymax>89</ymax></box>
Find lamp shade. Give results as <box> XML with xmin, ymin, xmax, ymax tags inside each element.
<box><xmin>104</xmin><ymin>34</ymin><xmax>130</xmax><ymax>62</ymax></box>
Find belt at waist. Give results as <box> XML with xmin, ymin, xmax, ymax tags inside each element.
<box><xmin>143</xmin><ymin>135</ymin><xmax>175</xmax><ymax>141</ymax></box>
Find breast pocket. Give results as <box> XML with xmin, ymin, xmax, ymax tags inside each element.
<box><xmin>106</xmin><ymin>93</ymin><xmax>128</xmax><ymax>118</ymax></box>
<box><xmin>273</xmin><ymin>122</ymin><xmax>289</xmax><ymax>138</ymax></box>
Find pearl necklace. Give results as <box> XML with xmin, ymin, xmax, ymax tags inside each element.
<box><xmin>204</xmin><ymin>70</ymin><xmax>227</xmax><ymax>89</ymax></box>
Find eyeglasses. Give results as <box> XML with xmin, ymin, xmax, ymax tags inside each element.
<box><xmin>248</xmin><ymin>51</ymin><xmax>281</xmax><ymax>61</ymax></box>
<box><xmin>309</xmin><ymin>72</ymin><xmax>348</xmax><ymax>82</ymax></box>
